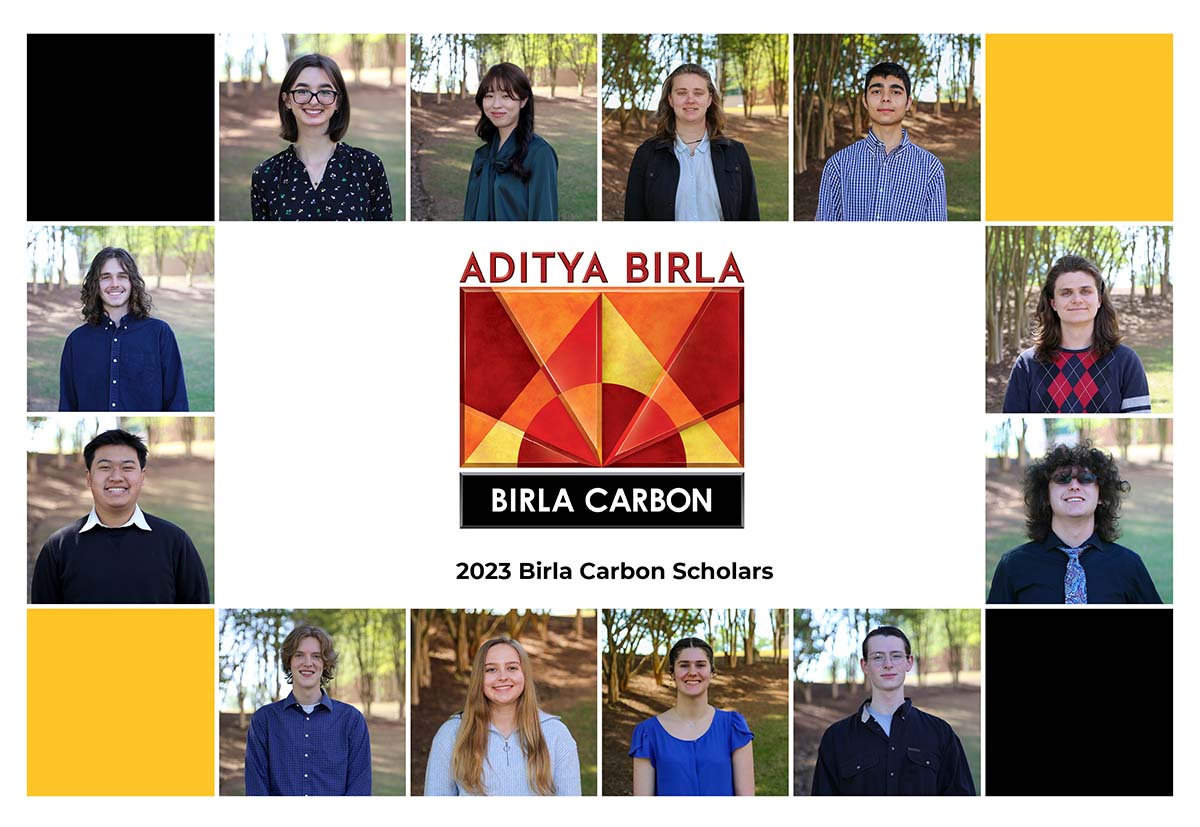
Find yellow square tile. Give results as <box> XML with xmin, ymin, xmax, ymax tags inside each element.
<box><xmin>28</xmin><ymin>608</ymin><xmax>214</xmax><ymax>795</ymax></box>
<box><xmin>986</xmin><ymin>34</ymin><xmax>1172</xmax><ymax>221</ymax></box>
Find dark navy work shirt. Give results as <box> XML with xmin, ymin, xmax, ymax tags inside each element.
<box><xmin>812</xmin><ymin>698</ymin><xmax>975</xmax><ymax>795</ymax></box>
<box><xmin>245</xmin><ymin>690</ymin><xmax>372</xmax><ymax>796</ymax></box>
<box><xmin>988</xmin><ymin>530</ymin><xmax>1162</xmax><ymax>604</ymax></box>
<box><xmin>59</xmin><ymin>315</ymin><xmax>188</xmax><ymax>412</ymax></box>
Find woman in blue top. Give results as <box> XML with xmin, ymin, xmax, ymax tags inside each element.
<box><xmin>630</xmin><ymin>637</ymin><xmax>755</xmax><ymax>795</ymax></box>
<box><xmin>425</xmin><ymin>636</ymin><xmax>581</xmax><ymax>795</ymax></box>
<box><xmin>463</xmin><ymin>63</ymin><xmax>558</xmax><ymax>221</ymax></box>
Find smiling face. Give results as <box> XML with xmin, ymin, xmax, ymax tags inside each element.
<box><xmin>290</xmin><ymin>636</ymin><xmax>325</xmax><ymax>694</ymax></box>
<box><xmin>97</xmin><ymin>257</ymin><xmax>132</xmax><ymax>320</ymax></box>
<box><xmin>862</xmin><ymin>74</ymin><xmax>912</xmax><ymax>127</ymax></box>
<box><xmin>284</xmin><ymin>66</ymin><xmax>338</xmax><ymax>133</ymax></box>
<box><xmin>482</xmin><ymin>642</ymin><xmax>526</xmax><ymax>707</ymax></box>
<box><xmin>1049</xmin><ymin>271</ymin><xmax>1103</xmax><ymax>326</ymax></box>
<box><xmin>671</xmin><ymin>646</ymin><xmax>713</xmax><ymax>697</ymax></box>
<box><xmin>86</xmin><ymin>444</ymin><xmax>145</xmax><ymax>520</ymax></box>
<box><xmin>861</xmin><ymin>634</ymin><xmax>912</xmax><ymax>694</ymax></box>
<box><xmin>669</xmin><ymin>72</ymin><xmax>712</xmax><ymax>130</ymax></box>
<box><xmin>1048</xmin><ymin>466</ymin><xmax>1101</xmax><ymax>521</ymax></box>
<box><xmin>481</xmin><ymin>83</ymin><xmax>527</xmax><ymax>135</ymax></box>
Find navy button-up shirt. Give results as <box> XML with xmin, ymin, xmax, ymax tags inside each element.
<box><xmin>59</xmin><ymin>315</ymin><xmax>188</xmax><ymax>411</ymax></box>
<box><xmin>988</xmin><ymin>530</ymin><xmax>1162</xmax><ymax>604</ymax></box>
<box><xmin>245</xmin><ymin>690</ymin><xmax>372</xmax><ymax>796</ymax></box>
<box><xmin>816</xmin><ymin>129</ymin><xmax>947</xmax><ymax>221</ymax></box>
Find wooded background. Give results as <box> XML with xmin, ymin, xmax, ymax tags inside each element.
<box><xmin>602</xmin><ymin>609</ymin><xmax>789</xmax><ymax>795</ymax></box>
<box><xmin>985</xmin><ymin>225</ymin><xmax>1173</xmax><ymax>411</ymax></box>
<box><xmin>26</xmin><ymin>225</ymin><xmax>215</xmax><ymax>411</ymax></box>
<box><xmin>985</xmin><ymin>417</ymin><xmax>1173</xmax><ymax>602</ymax></box>
<box><xmin>793</xmin><ymin>34</ymin><xmax>981</xmax><ymax>220</ymax></box>
<box><xmin>792</xmin><ymin>608</ymin><xmax>981</xmax><ymax>794</ymax></box>
<box><xmin>219</xmin><ymin>34</ymin><xmax>406</xmax><ymax>220</ymax></box>
<box><xmin>218</xmin><ymin>608</ymin><xmax>407</xmax><ymax>795</ymax></box>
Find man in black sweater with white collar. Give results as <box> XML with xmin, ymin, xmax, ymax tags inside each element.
<box><xmin>30</xmin><ymin>429</ymin><xmax>210</xmax><ymax>604</ymax></box>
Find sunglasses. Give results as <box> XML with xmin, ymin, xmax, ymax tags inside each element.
<box><xmin>1051</xmin><ymin>470</ymin><xmax>1098</xmax><ymax>485</ymax></box>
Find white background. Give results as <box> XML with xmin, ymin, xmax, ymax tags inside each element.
<box><xmin>7</xmin><ymin>2</ymin><xmax>1193</xmax><ymax>821</ymax></box>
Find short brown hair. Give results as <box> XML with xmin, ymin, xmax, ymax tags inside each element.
<box><xmin>281</xmin><ymin>624</ymin><xmax>339</xmax><ymax>687</ymax></box>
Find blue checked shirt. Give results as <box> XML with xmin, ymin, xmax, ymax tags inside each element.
<box><xmin>816</xmin><ymin>129</ymin><xmax>947</xmax><ymax>221</ymax></box>
<box><xmin>245</xmin><ymin>690</ymin><xmax>372</xmax><ymax>795</ymax></box>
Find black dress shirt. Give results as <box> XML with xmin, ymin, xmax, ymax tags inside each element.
<box><xmin>812</xmin><ymin>698</ymin><xmax>976</xmax><ymax>796</ymax></box>
<box><xmin>988</xmin><ymin>530</ymin><xmax>1162</xmax><ymax>604</ymax></box>
<box><xmin>251</xmin><ymin>142</ymin><xmax>392</xmax><ymax>220</ymax></box>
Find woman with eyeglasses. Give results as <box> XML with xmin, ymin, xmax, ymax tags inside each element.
<box><xmin>251</xmin><ymin>53</ymin><xmax>392</xmax><ymax>220</ymax></box>
<box><xmin>424</xmin><ymin>636</ymin><xmax>581</xmax><ymax>795</ymax></box>
<box><xmin>630</xmin><ymin>637</ymin><xmax>754</xmax><ymax>796</ymax></box>
<box><xmin>463</xmin><ymin>63</ymin><xmax>558</xmax><ymax>221</ymax></box>
<box><xmin>1002</xmin><ymin>254</ymin><xmax>1150</xmax><ymax>413</ymax></box>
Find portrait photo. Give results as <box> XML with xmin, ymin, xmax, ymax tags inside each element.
<box><xmin>410</xmin><ymin>34</ymin><xmax>597</xmax><ymax>221</ymax></box>
<box><xmin>985</xmin><ymin>225</ymin><xmax>1173</xmax><ymax>413</ymax></box>
<box><xmin>27</xmin><ymin>415</ymin><xmax>214</xmax><ymax>604</ymax></box>
<box><xmin>794</xmin><ymin>34</ymin><xmax>981</xmax><ymax>221</ymax></box>
<box><xmin>793</xmin><ymin>610</ymin><xmax>980</xmax><ymax>795</ymax></box>
<box><xmin>219</xmin><ymin>609</ymin><xmax>406</xmax><ymax>795</ymax></box>
<box><xmin>219</xmin><ymin>34</ymin><xmax>405</xmax><ymax>221</ymax></box>
<box><xmin>27</xmin><ymin>225</ymin><xmax>214</xmax><ymax>413</ymax></box>
<box><xmin>602</xmin><ymin>609</ymin><xmax>789</xmax><ymax>795</ymax></box>
<box><xmin>986</xmin><ymin>418</ymin><xmax>1172</xmax><ymax>604</ymax></box>
<box><xmin>603</xmin><ymin>35</ymin><xmax>788</xmax><ymax>221</ymax></box>
<box><xmin>411</xmin><ymin>609</ymin><xmax>597</xmax><ymax>795</ymax></box>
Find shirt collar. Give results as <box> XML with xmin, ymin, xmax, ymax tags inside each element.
<box><xmin>1040</xmin><ymin>530</ymin><xmax>1106</xmax><ymax>555</ymax></box>
<box><xmin>80</xmin><ymin>504</ymin><xmax>151</xmax><ymax>533</ymax></box>
<box><xmin>286</xmin><ymin>689</ymin><xmax>333</xmax><ymax>711</ymax></box>
<box><xmin>865</xmin><ymin>127</ymin><xmax>910</xmax><ymax>154</ymax></box>
<box><xmin>859</xmin><ymin>696</ymin><xmax>912</xmax><ymax>724</ymax></box>
<box><xmin>674</xmin><ymin>131</ymin><xmax>711</xmax><ymax>156</ymax></box>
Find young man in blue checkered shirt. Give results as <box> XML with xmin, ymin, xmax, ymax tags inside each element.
<box><xmin>816</xmin><ymin>62</ymin><xmax>947</xmax><ymax>221</ymax></box>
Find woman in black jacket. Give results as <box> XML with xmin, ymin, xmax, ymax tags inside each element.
<box><xmin>623</xmin><ymin>63</ymin><xmax>759</xmax><ymax>221</ymax></box>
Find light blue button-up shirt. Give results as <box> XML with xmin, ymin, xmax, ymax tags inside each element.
<box><xmin>673</xmin><ymin>133</ymin><xmax>723</xmax><ymax>221</ymax></box>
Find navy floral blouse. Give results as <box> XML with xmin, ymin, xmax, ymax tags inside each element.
<box><xmin>250</xmin><ymin>143</ymin><xmax>392</xmax><ymax>221</ymax></box>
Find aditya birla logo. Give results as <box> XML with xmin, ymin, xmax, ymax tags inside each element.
<box><xmin>461</xmin><ymin>287</ymin><xmax>743</xmax><ymax>467</ymax></box>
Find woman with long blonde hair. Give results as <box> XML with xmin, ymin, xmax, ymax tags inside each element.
<box><xmin>425</xmin><ymin>636</ymin><xmax>581</xmax><ymax>795</ymax></box>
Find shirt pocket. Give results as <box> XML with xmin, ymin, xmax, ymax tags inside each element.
<box><xmin>904</xmin><ymin>747</ymin><xmax>941</xmax><ymax>794</ymax></box>
<box><xmin>838</xmin><ymin>751</ymin><xmax>879</xmax><ymax>792</ymax></box>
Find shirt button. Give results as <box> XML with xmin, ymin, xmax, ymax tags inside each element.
<box><xmin>304</xmin><ymin>753</ymin><xmax>308</xmax><ymax>757</ymax></box>
<box><xmin>305</xmin><ymin>734</ymin><xmax>309</xmax><ymax>738</ymax></box>
<box><xmin>304</xmin><ymin>774</ymin><xmax>308</xmax><ymax>778</ymax></box>
<box><xmin>111</xmin><ymin>403</ymin><xmax>116</xmax><ymax>407</ymax></box>
<box><xmin>113</xmin><ymin>359</ymin><xmax>117</xmax><ymax>363</ymax></box>
<box><xmin>891</xmin><ymin>747</ymin><xmax>895</xmax><ymax>751</ymax></box>
<box><xmin>113</xmin><ymin>380</ymin><xmax>117</xmax><ymax>384</ymax></box>
<box><xmin>890</xmin><ymin>772</ymin><xmax>895</xmax><ymax>777</ymax></box>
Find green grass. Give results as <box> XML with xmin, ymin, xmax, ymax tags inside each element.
<box><xmin>752</xmin><ymin>710</ymin><xmax>789</xmax><ymax>796</ymax></box>
<box><xmin>1138</xmin><ymin>343</ymin><xmax>1174</xmax><ymax>412</ymax></box>
<box><xmin>961</xmin><ymin>732</ymin><xmax>981</xmax><ymax>794</ymax></box>
<box><xmin>945</xmin><ymin>151</ymin><xmax>981</xmax><ymax>221</ymax></box>
<box><xmin>139</xmin><ymin>497</ymin><xmax>215</xmax><ymax>603</ymax></box>
<box><xmin>26</xmin><ymin>333</ymin><xmax>61</xmax><ymax>410</ymax></box>
<box><xmin>742</xmin><ymin>119</ymin><xmax>789</xmax><ymax>222</ymax></box>
<box><xmin>559</xmin><ymin>698</ymin><xmax>598</xmax><ymax>795</ymax></box>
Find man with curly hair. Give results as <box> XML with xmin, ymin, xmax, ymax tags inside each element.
<box><xmin>988</xmin><ymin>441</ymin><xmax>1161</xmax><ymax>603</ymax></box>
<box><xmin>245</xmin><ymin>624</ymin><xmax>372</xmax><ymax>796</ymax></box>
<box><xmin>58</xmin><ymin>247</ymin><xmax>189</xmax><ymax>412</ymax></box>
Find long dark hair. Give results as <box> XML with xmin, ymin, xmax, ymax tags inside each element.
<box><xmin>1033</xmin><ymin>254</ymin><xmax>1122</xmax><ymax>362</ymax></box>
<box><xmin>653</xmin><ymin>63</ymin><xmax>726</xmax><ymax>142</ymax></box>
<box><xmin>277</xmin><ymin>53</ymin><xmax>351</xmax><ymax>143</ymax></box>
<box><xmin>1023</xmin><ymin>441</ymin><xmax>1130</xmax><ymax>543</ymax></box>
<box><xmin>475</xmin><ymin>63</ymin><xmax>535</xmax><ymax>182</ymax></box>
<box><xmin>80</xmin><ymin>247</ymin><xmax>152</xmax><ymax>326</ymax></box>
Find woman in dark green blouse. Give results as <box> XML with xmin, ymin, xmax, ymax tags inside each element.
<box><xmin>464</xmin><ymin>63</ymin><xmax>559</xmax><ymax>221</ymax></box>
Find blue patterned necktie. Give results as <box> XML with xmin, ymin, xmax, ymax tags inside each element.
<box><xmin>1061</xmin><ymin>546</ymin><xmax>1088</xmax><ymax>604</ymax></box>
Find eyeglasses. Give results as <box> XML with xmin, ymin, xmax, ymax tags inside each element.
<box><xmin>1051</xmin><ymin>470</ymin><xmax>1098</xmax><ymax>485</ymax></box>
<box><xmin>288</xmin><ymin>89</ymin><xmax>338</xmax><ymax>106</ymax></box>
<box><xmin>867</xmin><ymin>652</ymin><xmax>910</xmax><ymax>665</ymax></box>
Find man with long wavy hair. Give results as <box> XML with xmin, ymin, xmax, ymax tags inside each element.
<box><xmin>1002</xmin><ymin>254</ymin><xmax>1151</xmax><ymax>413</ymax></box>
<box><xmin>59</xmin><ymin>247</ymin><xmax>188</xmax><ymax>412</ymax></box>
<box><xmin>988</xmin><ymin>441</ymin><xmax>1161</xmax><ymax>603</ymax></box>
<box><xmin>245</xmin><ymin>624</ymin><xmax>372</xmax><ymax>796</ymax></box>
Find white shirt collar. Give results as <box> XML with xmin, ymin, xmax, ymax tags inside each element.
<box><xmin>80</xmin><ymin>504</ymin><xmax>152</xmax><ymax>533</ymax></box>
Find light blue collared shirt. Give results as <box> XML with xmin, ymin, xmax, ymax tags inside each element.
<box><xmin>79</xmin><ymin>503</ymin><xmax>152</xmax><ymax>533</ymax></box>
<box><xmin>673</xmin><ymin>133</ymin><xmax>723</xmax><ymax>221</ymax></box>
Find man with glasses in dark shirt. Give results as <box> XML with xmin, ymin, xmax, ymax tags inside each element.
<box><xmin>812</xmin><ymin>626</ymin><xmax>976</xmax><ymax>795</ymax></box>
<box><xmin>988</xmin><ymin>441</ymin><xmax>1161</xmax><ymax>604</ymax></box>
<box><xmin>245</xmin><ymin>624</ymin><xmax>372</xmax><ymax>796</ymax></box>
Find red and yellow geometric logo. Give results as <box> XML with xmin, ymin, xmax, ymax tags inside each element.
<box><xmin>461</xmin><ymin>287</ymin><xmax>743</xmax><ymax>467</ymax></box>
